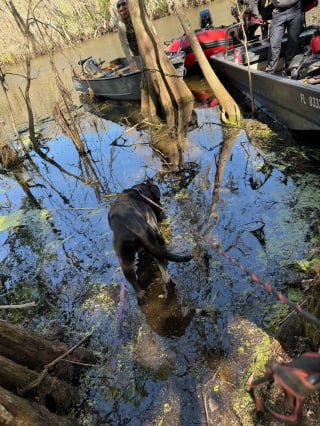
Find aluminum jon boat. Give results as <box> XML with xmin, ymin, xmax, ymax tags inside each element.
<box><xmin>73</xmin><ymin>52</ymin><xmax>186</xmax><ymax>102</ymax></box>
<box><xmin>210</xmin><ymin>25</ymin><xmax>320</xmax><ymax>132</ymax></box>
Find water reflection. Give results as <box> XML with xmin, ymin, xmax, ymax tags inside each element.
<box><xmin>210</xmin><ymin>127</ymin><xmax>237</xmax><ymax>219</ymax></box>
<box><xmin>1</xmin><ymin>106</ymin><xmax>320</xmax><ymax>424</ymax></box>
<box><xmin>137</xmin><ymin>252</ymin><xmax>195</xmax><ymax>337</ymax></box>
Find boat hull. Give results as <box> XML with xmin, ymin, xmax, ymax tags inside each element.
<box><xmin>210</xmin><ymin>26</ymin><xmax>320</xmax><ymax>132</ymax></box>
<box><xmin>73</xmin><ymin>53</ymin><xmax>185</xmax><ymax>101</ymax></box>
<box><xmin>73</xmin><ymin>71</ymin><xmax>142</xmax><ymax>101</ymax></box>
<box><xmin>211</xmin><ymin>54</ymin><xmax>320</xmax><ymax>131</ymax></box>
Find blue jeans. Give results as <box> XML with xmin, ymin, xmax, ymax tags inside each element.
<box><xmin>266</xmin><ymin>1</ymin><xmax>303</xmax><ymax>72</ymax></box>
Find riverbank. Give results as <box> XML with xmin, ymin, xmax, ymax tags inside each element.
<box><xmin>0</xmin><ymin>0</ymin><xmax>210</xmax><ymax>66</ymax></box>
<box><xmin>2</xmin><ymin>1</ymin><xmax>319</xmax><ymax>67</ymax></box>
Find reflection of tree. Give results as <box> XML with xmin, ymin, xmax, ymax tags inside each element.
<box><xmin>149</xmin><ymin>123</ymin><xmax>200</xmax><ymax>193</ymax></box>
<box><xmin>151</xmin><ymin>126</ymin><xmax>184</xmax><ymax>172</ymax></box>
<box><xmin>211</xmin><ymin>129</ymin><xmax>237</xmax><ymax>219</ymax></box>
<box><xmin>0</xmin><ymin>208</ymin><xmax>59</xmax><ymax>316</ymax></box>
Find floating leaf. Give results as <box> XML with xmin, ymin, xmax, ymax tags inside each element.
<box><xmin>295</xmin><ymin>259</ymin><xmax>310</xmax><ymax>272</ymax></box>
<box><xmin>0</xmin><ymin>210</ymin><xmax>24</xmax><ymax>232</ymax></box>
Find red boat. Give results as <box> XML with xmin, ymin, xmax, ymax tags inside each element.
<box><xmin>165</xmin><ymin>9</ymin><xmax>234</xmax><ymax>70</ymax></box>
<box><xmin>165</xmin><ymin>27</ymin><xmax>233</xmax><ymax>69</ymax></box>
<box><xmin>167</xmin><ymin>2</ymin><xmax>318</xmax><ymax>71</ymax></box>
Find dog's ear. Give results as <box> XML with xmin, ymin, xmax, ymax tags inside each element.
<box><xmin>149</xmin><ymin>184</ymin><xmax>161</xmax><ymax>202</ymax></box>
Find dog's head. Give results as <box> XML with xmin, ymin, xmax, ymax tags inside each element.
<box><xmin>130</xmin><ymin>183</ymin><xmax>164</xmax><ymax>221</ymax></box>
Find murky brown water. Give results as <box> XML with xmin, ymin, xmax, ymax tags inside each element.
<box><xmin>0</xmin><ymin>1</ymin><xmax>234</xmax><ymax>135</ymax></box>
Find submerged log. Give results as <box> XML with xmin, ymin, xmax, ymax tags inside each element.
<box><xmin>0</xmin><ymin>385</ymin><xmax>78</xmax><ymax>426</ymax></box>
<box><xmin>0</xmin><ymin>320</ymin><xmax>96</xmax><ymax>423</ymax></box>
<box><xmin>0</xmin><ymin>355</ymin><xmax>78</xmax><ymax>413</ymax></box>
<box><xmin>0</xmin><ymin>320</ymin><xmax>96</xmax><ymax>378</ymax></box>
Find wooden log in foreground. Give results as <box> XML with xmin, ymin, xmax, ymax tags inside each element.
<box><xmin>0</xmin><ymin>319</ymin><xmax>96</xmax><ymax>376</ymax></box>
<box><xmin>0</xmin><ymin>355</ymin><xmax>78</xmax><ymax>413</ymax></box>
<box><xmin>0</xmin><ymin>385</ymin><xmax>78</xmax><ymax>426</ymax></box>
<box><xmin>0</xmin><ymin>320</ymin><xmax>96</xmax><ymax>424</ymax></box>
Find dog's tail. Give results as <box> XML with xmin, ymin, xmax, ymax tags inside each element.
<box><xmin>147</xmin><ymin>245</ymin><xmax>193</xmax><ymax>263</ymax></box>
<box><xmin>163</xmin><ymin>252</ymin><xmax>193</xmax><ymax>262</ymax></box>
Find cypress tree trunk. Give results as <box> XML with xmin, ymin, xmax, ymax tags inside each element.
<box><xmin>129</xmin><ymin>0</ymin><xmax>194</xmax><ymax>139</ymax></box>
<box><xmin>173</xmin><ymin>1</ymin><xmax>242</xmax><ymax>126</ymax></box>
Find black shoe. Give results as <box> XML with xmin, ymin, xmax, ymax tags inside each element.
<box><xmin>281</xmin><ymin>68</ymin><xmax>291</xmax><ymax>78</ymax></box>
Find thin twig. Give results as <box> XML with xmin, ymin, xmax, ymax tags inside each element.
<box><xmin>279</xmin><ymin>299</ymin><xmax>307</xmax><ymax>326</ymax></box>
<box><xmin>59</xmin><ymin>359</ymin><xmax>98</xmax><ymax>368</ymax></box>
<box><xmin>46</xmin><ymin>207</ymin><xmax>100</xmax><ymax>212</ymax></box>
<box><xmin>20</xmin><ymin>331</ymin><xmax>93</xmax><ymax>395</ymax></box>
<box><xmin>0</xmin><ymin>301</ymin><xmax>37</xmax><ymax>309</ymax></box>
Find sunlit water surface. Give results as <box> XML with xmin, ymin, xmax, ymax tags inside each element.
<box><xmin>1</xmin><ymin>103</ymin><xmax>319</xmax><ymax>424</ymax></box>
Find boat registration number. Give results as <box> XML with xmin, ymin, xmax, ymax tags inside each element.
<box><xmin>300</xmin><ymin>93</ymin><xmax>320</xmax><ymax>109</ymax></box>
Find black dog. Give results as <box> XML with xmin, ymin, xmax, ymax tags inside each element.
<box><xmin>108</xmin><ymin>183</ymin><xmax>193</xmax><ymax>303</ymax></box>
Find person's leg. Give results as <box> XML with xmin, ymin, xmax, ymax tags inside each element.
<box><xmin>285</xmin><ymin>4</ymin><xmax>303</xmax><ymax>68</ymax></box>
<box><xmin>266</xmin><ymin>10</ymin><xmax>286</xmax><ymax>72</ymax></box>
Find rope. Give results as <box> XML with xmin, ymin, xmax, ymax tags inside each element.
<box><xmin>185</xmin><ymin>226</ymin><xmax>320</xmax><ymax>328</ymax></box>
<box><xmin>132</xmin><ymin>187</ymin><xmax>165</xmax><ymax>212</ymax></box>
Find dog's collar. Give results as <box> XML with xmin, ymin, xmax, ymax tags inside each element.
<box><xmin>132</xmin><ymin>187</ymin><xmax>164</xmax><ymax>212</ymax></box>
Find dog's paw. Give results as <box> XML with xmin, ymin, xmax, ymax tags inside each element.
<box><xmin>136</xmin><ymin>290</ymin><xmax>146</xmax><ymax>305</ymax></box>
<box><xmin>165</xmin><ymin>279</ymin><xmax>176</xmax><ymax>289</ymax></box>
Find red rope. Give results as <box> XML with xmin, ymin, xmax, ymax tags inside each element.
<box><xmin>188</xmin><ymin>228</ymin><xmax>320</xmax><ymax>328</ymax></box>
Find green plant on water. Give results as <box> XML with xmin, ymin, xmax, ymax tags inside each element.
<box><xmin>232</xmin><ymin>334</ymin><xmax>272</xmax><ymax>418</ymax></box>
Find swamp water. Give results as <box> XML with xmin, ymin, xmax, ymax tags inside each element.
<box><xmin>1</xmin><ymin>103</ymin><xmax>320</xmax><ymax>425</ymax></box>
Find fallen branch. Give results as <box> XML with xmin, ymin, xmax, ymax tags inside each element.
<box><xmin>0</xmin><ymin>355</ymin><xmax>78</xmax><ymax>411</ymax></box>
<box><xmin>20</xmin><ymin>331</ymin><xmax>93</xmax><ymax>395</ymax></box>
<box><xmin>0</xmin><ymin>301</ymin><xmax>37</xmax><ymax>309</ymax></box>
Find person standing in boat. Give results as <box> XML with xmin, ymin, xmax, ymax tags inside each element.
<box><xmin>265</xmin><ymin>0</ymin><xmax>304</xmax><ymax>75</ymax></box>
<box><xmin>116</xmin><ymin>0</ymin><xmax>141</xmax><ymax>72</ymax></box>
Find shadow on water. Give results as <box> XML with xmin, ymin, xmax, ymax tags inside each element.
<box><xmin>1</xmin><ymin>100</ymin><xmax>320</xmax><ymax>424</ymax></box>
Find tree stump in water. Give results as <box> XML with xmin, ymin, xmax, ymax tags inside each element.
<box><xmin>0</xmin><ymin>319</ymin><xmax>96</xmax><ymax>424</ymax></box>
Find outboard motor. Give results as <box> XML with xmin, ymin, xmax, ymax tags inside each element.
<box><xmin>83</xmin><ymin>58</ymin><xmax>104</xmax><ymax>76</ymax></box>
<box><xmin>199</xmin><ymin>8</ymin><xmax>213</xmax><ymax>29</ymax></box>
<box><xmin>78</xmin><ymin>57</ymin><xmax>105</xmax><ymax>77</ymax></box>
